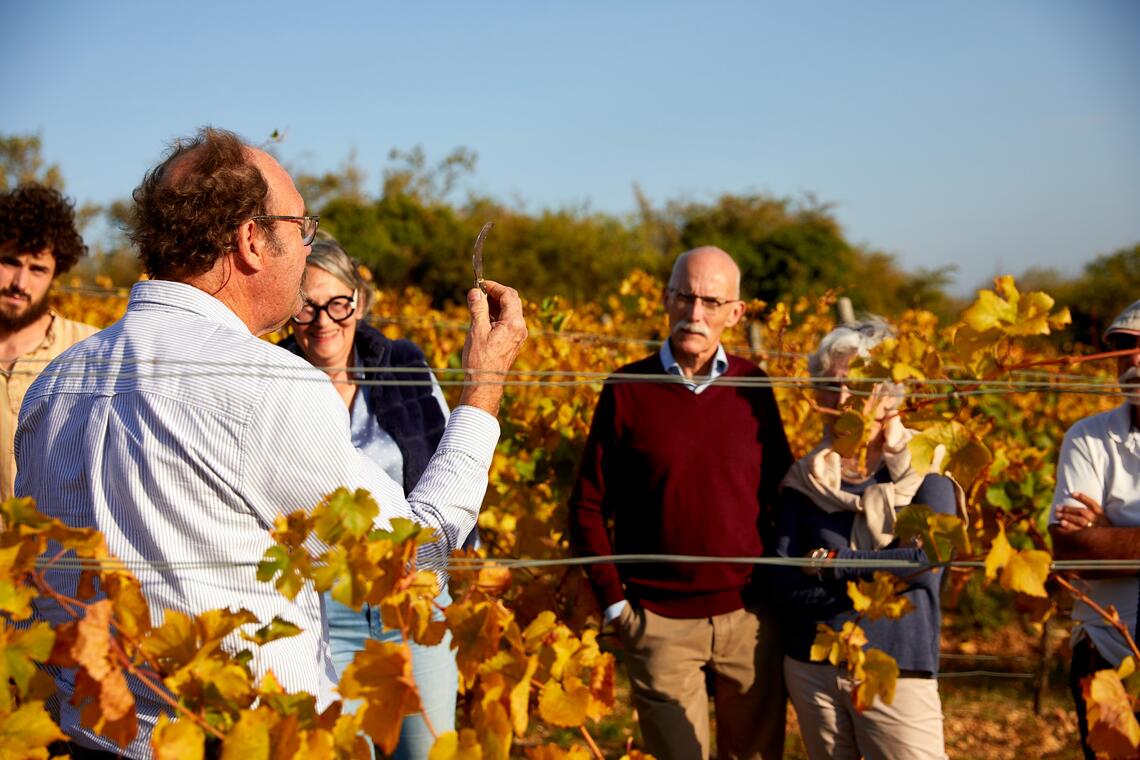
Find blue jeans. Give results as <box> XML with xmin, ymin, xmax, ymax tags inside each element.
<box><xmin>326</xmin><ymin>589</ymin><xmax>457</xmax><ymax>759</ymax></box>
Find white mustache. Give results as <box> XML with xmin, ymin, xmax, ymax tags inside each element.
<box><xmin>1119</xmin><ymin>366</ymin><xmax>1140</xmax><ymax>406</ymax></box>
<box><xmin>1120</xmin><ymin>366</ymin><xmax>1140</xmax><ymax>384</ymax></box>
<box><xmin>672</xmin><ymin>320</ymin><xmax>709</xmax><ymax>337</ymax></box>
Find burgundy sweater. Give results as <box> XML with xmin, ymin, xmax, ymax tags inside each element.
<box><xmin>569</xmin><ymin>352</ymin><xmax>793</xmax><ymax>618</ymax></box>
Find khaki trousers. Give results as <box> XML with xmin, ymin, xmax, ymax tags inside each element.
<box><xmin>784</xmin><ymin>656</ymin><xmax>947</xmax><ymax>760</ymax></box>
<box><xmin>616</xmin><ymin>604</ymin><xmax>784</xmax><ymax>760</ymax></box>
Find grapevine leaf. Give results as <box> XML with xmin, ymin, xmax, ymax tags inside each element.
<box><xmin>380</xmin><ymin>570</ymin><xmax>447</xmax><ymax>647</ymax></box>
<box><xmin>219</xmin><ymin>707</ymin><xmax>276</xmax><ymax>760</ymax></box>
<box><xmin>853</xmin><ymin>648</ymin><xmax>899</xmax><ymax>712</ymax></box>
<box><xmin>429</xmin><ymin>729</ymin><xmax>484</xmax><ymax>760</ymax></box>
<box><xmin>474</xmin><ymin>675</ymin><xmax>512</xmax><ymax>760</ymax></box>
<box><xmin>71</xmin><ymin>599</ymin><xmax>137</xmax><ymax>747</ymax></box>
<box><xmin>962</xmin><ymin>288</ymin><xmax>1018</xmax><ymax>333</ymax></box>
<box><xmin>240</xmin><ymin>616</ymin><xmax>303</xmax><ymax>646</ymax></box>
<box><xmin>0</xmin><ymin>542</ymin><xmax>37</xmax><ymax>620</ymax></box>
<box><xmin>537</xmin><ymin>677</ymin><xmax>591</xmax><ymax>727</ymax></box>
<box><xmin>946</xmin><ymin>438</ymin><xmax>992</xmax><ymax>491</ymax></box>
<box><xmin>0</xmin><ymin>701</ymin><xmax>66</xmax><ymax>759</ymax></box>
<box><xmin>447</xmin><ymin>599</ymin><xmax>514</xmax><ymax>690</ymax></box>
<box><xmin>312</xmin><ymin>544</ymin><xmax>372</xmax><ymax>610</ymax></box>
<box><xmin>257</xmin><ymin>670</ymin><xmax>319</xmax><ymax>725</ymax></box>
<box><xmin>1000</xmin><ymin>549</ymin><xmax>1051</xmax><ymax>598</ymax></box>
<box><xmin>256</xmin><ymin>543</ymin><xmax>311</xmax><ymax>601</ymax></box>
<box><xmin>472</xmin><ymin>565</ymin><xmax>513</xmax><ymax>596</ymax></box>
<box><xmin>894</xmin><ymin>505</ymin><xmax>969</xmax><ymax>562</ymax></box>
<box><xmin>810</xmin><ymin>624</ymin><xmax>841</xmax><ymax>666</ymax></box>
<box><xmin>509</xmin><ymin>655</ymin><xmax>539</xmax><ymax>736</ymax></box>
<box><xmin>197</xmin><ymin>608</ymin><xmax>260</xmax><ymax>648</ymax></box>
<box><xmin>1083</xmin><ymin>669</ymin><xmax>1140</xmax><ymax>757</ymax></box>
<box><xmin>313</xmin><ymin>488</ymin><xmax>379</xmax><ymax>544</ymax></box>
<box><xmin>0</xmin><ymin>578</ymin><xmax>36</xmax><ymax>621</ymax></box>
<box><xmin>984</xmin><ymin>524</ymin><xmax>1013</xmax><ymax>582</ymax></box>
<box><xmin>152</xmin><ymin>713</ymin><xmax>205</xmax><ymax>760</ymax></box>
<box><xmin>829</xmin><ymin>411</ymin><xmax>865</xmax><ymax>459</ymax></box>
<box><xmin>339</xmin><ymin>640</ymin><xmax>420</xmax><ymax>755</ymax></box>
<box><xmin>140</xmin><ymin>609</ymin><xmax>198</xmax><ymax>668</ymax></box>
<box><xmin>985</xmin><ymin>485</ymin><xmax>1012</xmax><ymax>512</ymax></box>
<box><xmin>0</xmin><ymin>621</ymin><xmax>55</xmax><ymax>711</ymax></box>
<box><xmin>102</xmin><ymin>571</ymin><xmax>152</xmax><ymax>640</ymax></box>
<box><xmin>848</xmin><ymin>573</ymin><xmax>914</xmax><ymax>622</ymax></box>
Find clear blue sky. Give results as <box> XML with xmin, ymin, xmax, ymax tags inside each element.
<box><xmin>3</xmin><ymin>0</ymin><xmax>1137</xmax><ymax>295</ymax></box>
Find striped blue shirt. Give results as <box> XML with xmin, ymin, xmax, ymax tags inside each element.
<box><xmin>16</xmin><ymin>280</ymin><xmax>498</xmax><ymax>758</ymax></box>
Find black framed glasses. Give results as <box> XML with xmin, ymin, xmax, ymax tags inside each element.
<box><xmin>1108</xmin><ymin>332</ymin><xmax>1140</xmax><ymax>352</ymax></box>
<box><xmin>252</xmin><ymin>215</ymin><xmax>320</xmax><ymax>245</ymax></box>
<box><xmin>292</xmin><ymin>290</ymin><xmax>358</xmax><ymax>324</ymax></box>
<box><xmin>667</xmin><ymin>288</ymin><xmax>740</xmax><ymax>311</ymax></box>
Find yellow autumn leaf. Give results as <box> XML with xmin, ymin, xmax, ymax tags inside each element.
<box><xmin>1000</xmin><ymin>548</ymin><xmax>1051</xmax><ymax>598</ymax></box>
<box><xmin>0</xmin><ymin>701</ymin><xmax>67</xmax><ymax>759</ymax></box>
<box><xmin>829</xmin><ymin>411</ymin><xmax>865</xmax><ymax>459</ymax></box>
<box><xmin>219</xmin><ymin>707</ymin><xmax>276</xmax><ymax>760</ymax></box>
<box><xmin>0</xmin><ymin>621</ymin><xmax>55</xmax><ymax>711</ymax></box>
<box><xmin>1084</xmin><ymin>668</ymin><xmax>1140</xmax><ymax>757</ymax></box>
<box><xmin>810</xmin><ymin>624</ymin><xmax>841</xmax><ymax>666</ymax></box>
<box><xmin>339</xmin><ymin>640</ymin><xmax>420</xmax><ymax>755</ymax></box>
<box><xmin>537</xmin><ymin>678</ymin><xmax>592</xmax><ymax>727</ymax></box>
<box><xmin>853</xmin><ymin>649</ymin><xmax>899</xmax><ymax>712</ymax></box>
<box><xmin>510</xmin><ymin>655</ymin><xmax>539</xmax><ymax>736</ymax></box>
<box><xmin>429</xmin><ymin>729</ymin><xmax>484</xmax><ymax>760</ymax></box>
<box><xmin>848</xmin><ymin>573</ymin><xmax>914</xmax><ymax>621</ymax></box>
<box><xmin>984</xmin><ymin>524</ymin><xmax>1013</xmax><ymax>582</ymax></box>
<box><xmin>152</xmin><ymin>713</ymin><xmax>205</xmax><ymax>760</ymax></box>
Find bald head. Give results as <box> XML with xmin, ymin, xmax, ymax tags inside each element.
<box><xmin>668</xmin><ymin>246</ymin><xmax>741</xmax><ymax>301</ymax></box>
<box><xmin>664</xmin><ymin>246</ymin><xmax>746</xmax><ymax>378</ymax></box>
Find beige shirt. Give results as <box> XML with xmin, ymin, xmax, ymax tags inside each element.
<box><xmin>1</xmin><ymin>313</ymin><xmax>99</xmax><ymax>500</ymax></box>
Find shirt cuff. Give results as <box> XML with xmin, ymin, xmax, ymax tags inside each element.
<box><xmin>603</xmin><ymin>600</ymin><xmax>628</xmax><ymax>625</ymax></box>
<box><xmin>439</xmin><ymin>405</ymin><xmax>501</xmax><ymax>468</ymax></box>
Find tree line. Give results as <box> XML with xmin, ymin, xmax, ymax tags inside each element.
<box><xmin>4</xmin><ymin>132</ymin><xmax>1135</xmax><ymax>346</ymax></box>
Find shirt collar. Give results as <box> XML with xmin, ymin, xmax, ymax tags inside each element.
<box><xmin>127</xmin><ymin>280</ymin><xmax>251</xmax><ymax>333</ymax></box>
<box><xmin>659</xmin><ymin>340</ymin><xmax>728</xmax><ymax>381</ymax></box>
<box><xmin>1107</xmin><ymin>402</ymin><xmax>1140</xmax><ymax>446</ymax></box>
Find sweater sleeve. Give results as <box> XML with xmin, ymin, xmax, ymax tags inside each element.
<box><xmin>568</xmin><ymin>383</ymin><xmax>626</xmax><ymax>609</ymax></box>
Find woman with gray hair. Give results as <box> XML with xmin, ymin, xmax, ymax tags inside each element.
<box><xmin>278</xmin><ymin>232</ymin><xmax>458</xmax><ymax>759</ymax></box>
<box><xmin>773</xmin><ymin>319</ymin><xmax>957</xmax><ymax>760</ymax></box>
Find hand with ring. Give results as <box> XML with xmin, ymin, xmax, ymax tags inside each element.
<box><xmin>1055</xmin><ymin>492</ymin><xmax>1110</xmax><ymax>533</ymax></box>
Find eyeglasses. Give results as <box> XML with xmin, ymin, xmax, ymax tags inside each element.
<box><xmin>1108</xmin><ymin>332</ymin><xmax>1140</xmax><ymax>352</ymax></box>
<box><xmin>252</xmin><ymin>215</ymin><xmax>321</xmax><ymax>245</ymax></box>
<box><xmin>667</xmin><ymin>288</ymin><xmax>740</xmax><ymax>311</ymax></box>
<box><xmin>292</xmin><ymin>290</ymin><xmax>357</xmax><ymax>324</ymax></box>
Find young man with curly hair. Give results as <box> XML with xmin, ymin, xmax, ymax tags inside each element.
<box><xmin>0</xmin><ymin>184</ymin><xmax>98</xmax><ymax>500</ymax></box>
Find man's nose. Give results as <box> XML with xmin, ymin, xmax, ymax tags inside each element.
<box><xmin>9</xmin><ymin>266</ymin><xmax>28</xmax><ymax>290</ymax></box>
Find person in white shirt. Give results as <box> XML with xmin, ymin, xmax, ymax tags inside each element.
<box><xmin>17</xmin><ymin>127</ymin><xmax>527</xmax><ymax>759</ymax></box>
<box><xmin>1050</xmin><ymin>298</ymin><xmax>1140</xmax><ymax>760</ymax></box>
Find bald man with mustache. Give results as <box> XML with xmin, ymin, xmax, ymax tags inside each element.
<box><xmin>569</xmin><ymin>247</ymin><xmax>793</xmax><ymax>760</ymax></box>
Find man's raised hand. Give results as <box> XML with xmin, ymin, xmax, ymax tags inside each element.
<box><xmin>459</xmin><ymin>279</ymin><xmax>528</xmax><ymax>414</ymax></box>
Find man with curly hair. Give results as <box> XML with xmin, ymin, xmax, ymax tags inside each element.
<box><xmin>0</xmin><ymin>184</ymin><xmax>97</xmax><ymax>500</ymax></box>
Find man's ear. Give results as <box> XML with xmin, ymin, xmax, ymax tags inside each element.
<box><xmin>234</xmin><ymin>219</ymin><xmax>267</xmax><ymax>273</ymax></box>
<box><xmin>724</xmin><ymin>300</ymin><xmax>746</xmax><ymax>328</ymax></box>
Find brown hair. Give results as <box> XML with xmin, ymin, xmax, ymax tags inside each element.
<box><xmin>0</xmin><ymin>184</ymin><xmax>87</xmax><ymax>274</ymax></box>
<box><xmin>128</xmin><ymin>127</ymin><xmax>273</xmax><ymax>280</ymax></box>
